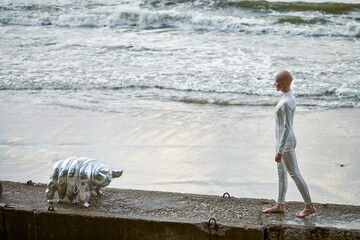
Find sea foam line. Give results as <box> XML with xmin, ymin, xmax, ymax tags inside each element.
<box><xmin>1</xmin><ymin>6</ymin><xmax>360</xmax><ymax>37</ymax></box>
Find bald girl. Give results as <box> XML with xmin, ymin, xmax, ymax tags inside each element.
<box><xmin>262</xmin><ymin>71</ymin><xmax>316</xmax><ymax>218</ymax></box>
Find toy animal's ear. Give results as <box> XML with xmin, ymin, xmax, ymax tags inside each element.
<box><xmin>100</xmin><ymin>168</ymin><xmax>110</xmax><ymax>175</ymax></box>
<box><xmin>111</xmin><ymin>168</ymin><xmax>123</xmax><ymax>178</ymax></box>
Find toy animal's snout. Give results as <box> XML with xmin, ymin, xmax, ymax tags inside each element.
<box><xmin>112</xmin><ymin>168</ymin><xmax>123</xmax><ymax>178</ymax></box>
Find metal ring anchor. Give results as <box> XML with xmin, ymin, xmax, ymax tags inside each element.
<box><xmin>26</xmin><ymin>180</ymin><xmax>35</xmax><ymax>186</ymax></box>
<box><xmin>208</xmin><ymin>218</ymin><xmax>218</xmax><ymax>229</ymax></box>
<box><xmin>223</xmin><ymin>192</ymin><xmax>230</xmax><ymax>198</ymax></box>
<box><xmin>73</xmin><ymin>186</ymin><xmax>78</xmax><ymax>194</ymax></box>
<box><xmin>48</xmin><ymin>206</ymin><xmax>55</xmax><ymax>212</ymax></box>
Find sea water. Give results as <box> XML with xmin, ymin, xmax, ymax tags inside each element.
<box><xmin>1</xmin><ymin>0</ymin><xmax>360</xmax><ymax>205</ymax></box>
<box><xmin>1</xmin><ymin>0</ymin><xmax>359</xmax><ymax>108</ymax></box>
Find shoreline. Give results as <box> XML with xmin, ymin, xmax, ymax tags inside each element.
<box><xmin>0</xmin><ymin>90</ymin><xmax>359</xmax><ymax>206</ymax></box>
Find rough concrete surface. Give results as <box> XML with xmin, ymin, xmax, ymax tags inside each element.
<box><xmin>0</xmin><ymin>181</ymin><xmax>359</xmax><ymax>240</ymax></box>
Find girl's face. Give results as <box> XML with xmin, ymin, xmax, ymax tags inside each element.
<box><xmin>274</xmin><ymin>78</ymin><xmax>284</xmax><ymax>91</ymax></box>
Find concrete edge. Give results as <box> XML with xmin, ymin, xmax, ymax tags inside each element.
<box><xmin>0</xmin><ymin>204</ymin><xmax>4</xmax><ymax>240</ymax></box>
<box><xmin>1</xmin><ymin>181</ymin><xmax>360</xmax><ymax>239</ymax></box>
<box><xmin>2</xmin><ymin>203</ymin><xmax>360</xmax><ymax>240</ymax></box>
<box><xmin>265</xmin><ymin>224</ymin><xmax>360</xmax><ymax>239</ymax></box>
<box><xmin>0</xmin><ymin>204</ymin><xmax>265</xmax><ymax>240</ymax></box>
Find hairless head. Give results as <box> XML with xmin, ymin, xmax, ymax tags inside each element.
<box><xmin>275</xmin><ymin>71</ymin><xmax>293</xmax><ymax>84</ymax></box>
<box><xmin>274</xmin><ymin>71</ymin><xmax>293</xmax><ymax>92</ymax></box>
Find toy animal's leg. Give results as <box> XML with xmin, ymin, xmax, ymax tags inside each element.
<box><xmin>57</xmin><ymin>179</ymin><xmax>67</xmax><ymax>203</ymax></box>
<box><xmin>95</xmin><ymin>186</ymin><xmax>103</xmax><ymax>195</ymax></box>
<box><xmin>66</xmin><ymin>184</ymin><xmax>78</xmax><ymax>204</ymax></box>
<box><xmin>46</xmin><ymin>179</ymin><xmax>57</xmax><ymax>203</ymax></box>
<box><xmin>79</xmin><ymin>182</ymin><xmax>91</xmax><ymax>207</ymax></box>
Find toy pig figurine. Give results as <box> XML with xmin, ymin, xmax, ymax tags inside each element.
<box><xmin>46</xmin><ymin>157</ymin><xmax>123</xmax><ymax>207</ymax></box>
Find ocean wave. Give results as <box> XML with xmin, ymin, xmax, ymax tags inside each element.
<box><xmin>277</xmin><ymin>16</ymin><xmax>329</xmax><ymax>24</ymax></box>
<box><xmin>2</xmin><ymin>0</ymin><xmax>360</xmax><ymax>15</ymax></box>
<box><xmin>1</xmin><ymin>82</ymin><xmax>358</xmax><ymax>108</ymax></box>
<box><xmin>177</xmin><ymin>97</ymin><xmax>359</xmax><ymax>108</ymax></box>
<box><xmin>180</xmin><ymin>98</ymin><xmax>241</xmax><ymax>106</ymax></box>
<box><xmin>215</xmin><ymin>0</ymin><xmax>360</xmax><ymax>14</ymax></box>
<box><xmin>178</xmin><ymin>97</ymin><xmax>278</xmax><ymax>106</ymax></box>
<box><xmin>0</xmin><ymin>4</ymin><xmax>61</xmax><ymax>12</ymax></box>
<box><xmin>1</xmin><ymin>7</ymin><xmax>360</xmax><ymax>37</ymax></box>
<box><xmin>1</xmin><ymin>82</ymin><xmax>359</xmax><ymax>101</ymax></box>
<box><xmin>145</xmin><ymin>0</ymin><xmax>360</xmax><ymax>14</ymax></box>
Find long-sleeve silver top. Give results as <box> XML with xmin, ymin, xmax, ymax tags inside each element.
<box><xmin>275</xmin><ymin>90</ymin><xmax>297</xmax><ymax>154</ymax></box>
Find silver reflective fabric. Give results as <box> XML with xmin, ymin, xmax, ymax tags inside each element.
<box><xmin>275</xmin><ymin>90</ymin><xmax>297</xmax><ymax>154</ymax></box>
<box><xmin>46</xmin><ymin>157</ymin><xmax>123</xmax><ymax>207</ymax></box>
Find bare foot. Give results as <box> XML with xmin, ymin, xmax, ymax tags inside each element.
<box><xmin>296</xmin><ymin>204</ymin><xmax>316</xmax><ymax>218</ymax></box>
<box><xmin>262</xmin><ymin>203</ymin><xmax>285</xmax><ymax>213</ymax></box>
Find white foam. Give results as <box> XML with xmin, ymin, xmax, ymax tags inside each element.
<box><xmin>1</xmin><ymin>0</ymin><xmax>359</xmax><ymax>108</ymax></box>
<box><xmin>1</xmin><ymin>1</ymin><xmax>359</xmax><ymax>37</ymax></box>
<box><xmin>336</xmin><ymin>87</ymin><xmax>360</xmax><ymax>99</ymax></box>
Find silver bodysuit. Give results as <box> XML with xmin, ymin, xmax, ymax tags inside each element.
<box><xmin>275</xmin><ymin>90</ymin><xmax>312</xmax><ymax>205</ymax></box>
<box><xmin>275</xmin><ymin>90</ymin><xmax>296</xmax><ymax>154</ymax></box>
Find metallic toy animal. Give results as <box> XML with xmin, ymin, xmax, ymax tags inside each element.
<box><xmin>46</xmin><ymin>157</ymin><xmax>123</xmax><ymax>207</ymax></box>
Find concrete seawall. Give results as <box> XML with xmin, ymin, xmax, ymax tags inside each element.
<box><xmin>0</xmin><ymin>181</ymin><xmax>359</xmax><ymax>239</ymax></box>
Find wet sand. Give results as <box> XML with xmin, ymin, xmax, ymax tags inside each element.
<box><xmin>0</xmin><ymin>91</ymin><xmax>359</xmax><ymax>205</ymax></box>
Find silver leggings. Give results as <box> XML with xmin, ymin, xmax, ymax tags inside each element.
<box><xmin>277</xmin><ymin>150</ymin><xmax>312</xmax><ymax>205</ymax></box>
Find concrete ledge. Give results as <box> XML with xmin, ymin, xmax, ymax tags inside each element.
<box><xmin>265</xmin><ymin>225</ymin><xmax>360</xmax><ymax>240</ymax></box>
<box><xmin>3</xmin><ymin>207</ymin><xmax>36</xmax><ymax>240</ymax></box>
<box><xmin>0</xmin><ymin>181</ymin><xmax>359</xmax><ymax>239</ymax></box>
<box><xmin>34</xmin><ymin>211</ymin><xmax>264</xmax><ymax>240</ymax></box>
<box><xmin>1</xmin><ymin>206</ymin><xmax>264</xmax><ymax>240</ymax></box>
<box><xmin>0</xmin><ymin>205</ymin><xmax>4</xmax><ymax>239</ymax></box>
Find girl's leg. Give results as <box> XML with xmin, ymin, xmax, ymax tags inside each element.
<box><xmin>262</xmin><ymin>160</ymin><xmax>287</xmax><ymax>213</ymax></box>
<box><xmin>277</xmin><ymin>160</ymin><xmax>288</xmax><ymax>204</ymax></box>
<box><xmin>282</xmin><ymin>151</ymin><xmax>311</xmax><ymax>204</ymax></box>
<box><xmin>282</xmin><ymin>151</ymin><xmax>316</xmax><ymax>217</ymax></box>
